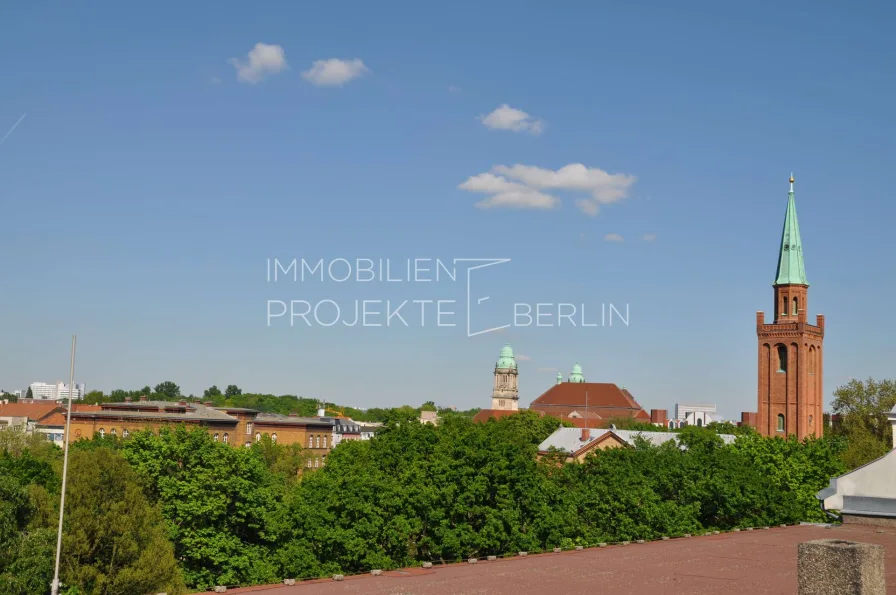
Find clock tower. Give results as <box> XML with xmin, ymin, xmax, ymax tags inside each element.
<box><xmin>756</xmin><ymin>175</ymin><xmax>824</xmax><ymax>440</ymax></box>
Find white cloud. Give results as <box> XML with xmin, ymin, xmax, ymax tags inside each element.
<box><xmin>459</xmin><ymin>172</ymin><xmax>559</xmax><ymax>210</ymax></box>
<box><xmin>302</xmin><ymin>58</ymin><xmax>369</xmax><ymax>86</ymax></box>
<box><xmin>643</xmin><ymin>233</ymin><xmax>656</xmax><ymax>241</ymax></box>
<box><xmin>604</xmin><ymin>233</ymin><xmax>624</xmax><ymax>242</ymax></box>
<box><xmin>449</xmin><ymin>85</ymin><xmax>462</xmax><ymax>93</ymax></box>
<box><xmin>210</xmin><ymin>77</ymin><xmax>222</xmax><ymax>84</ymax></box>
<box><xmin>480</xmin><ymin>104</ymin><xmax>544</xmax><ymax>135</ymax></box>
<box><xmin>516</xmin><ymin>354</ymin><xmax>532</xmax><ymax>361</ymax></box>
<box><xmin>229</xmin><ymin>43</ymin><xmax>288</xmax><ymax>84</ymax></box>
<box><xmin>459</xmin><ymin>163</ymin><xmax>636</xmax><ymax>213</ymax></box>
<box><xmin>537</xmin><ymin>367</ymin><xmax>557</xmax><ymax>373</ymax></box>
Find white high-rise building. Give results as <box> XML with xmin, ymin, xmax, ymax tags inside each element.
<box><xmin>27</xmin><ymin>381</ymin><xmax>86</xmax><ymax>401</ymax></box>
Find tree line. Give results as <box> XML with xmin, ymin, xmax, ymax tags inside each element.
<box><xmin>1</xmin><ymin>406</ymin><xmax>849</xmax><ymax>594</ymax></box>
<box><xmin>79</xmin><ymin>383</ymin><xmax>479</xmax><ymax>422</ymax></box>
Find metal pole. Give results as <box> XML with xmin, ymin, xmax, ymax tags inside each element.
<box><xmin>51</xmin><ymin>335</ymin><xmax>76</xmax><ymax>595</ymax></box>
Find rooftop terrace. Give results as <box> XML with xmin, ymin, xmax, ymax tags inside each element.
<box><xmin>227</xmin><ymin>523</ymin><xmax>896</xmax><ymax>594</ymax></box>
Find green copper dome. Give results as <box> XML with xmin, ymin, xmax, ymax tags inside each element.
<box><xmin>496</xmin><ymin>343</ymin><xmax>517</xmax><ymax>370</ymax></box>
<box><xmin>774</xmin><ymin>175</ymin><xmax>809</xmax><ymax>286</ymax></box>
<box><xmin>569</xmin><ymin>363</ymin><xmax>585</xmax><ymax>383</ymax></box>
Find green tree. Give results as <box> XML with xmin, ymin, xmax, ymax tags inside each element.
<box><xmin>0</xmin><ymin>476</ymin><xmax>55</xmax><ymax>595</ymax></box>
<box><xmin>122</xmin><ymin>427</ymin><xmax>279</xmax><ymax>589</ymax></box>
<box><xmin>224</xmin><ymin>385</ymin><xmax>242</xmax><ymax>397</ymax></box>
<box><xmin>61</xmin><ymin>448</ymin><xmax>184</xmax><ymax>595</ymax></box>
<box><xmin>83</xmin><ymin>390</ymin><xmax>104</xmax><ymax>403</ymax></box>
<box><xmin>2</xmin><ymin>392</ymin><xmax>17</xmax><ymax>403</ymax></box>
<box><xmin>203</xmin><ymin>385</ymin><xmax>222</xmax><ymax>398</ymax></box>
<box><xmin>420</xmin><ymin>401</ymin><xmax>437</xmax><ymax>412</ymax></box>
<box><xmin>831</xmin><ymin>378</ymin><xmax>896</xmax><ymax>467</ymax></box>
<box><xmin>153</xmin><ymin>382</ymin><xmax>181</xmax><ymax>401</ymax></box>
<box><xmin>25</xmin><ymin>388</ymin><xmax>33</xmax><ymax>400</ymax></box>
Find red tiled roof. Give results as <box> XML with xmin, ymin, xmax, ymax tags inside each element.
<box><xmin>531</xmin><ymin>382</ymin><xmax>640</xmax><ymax>409</ymax></box>
<box><xmin>0</xmin><ymin>402</ymin><xmax>61</xmax><ymax>422</ymax></box>
<box><xmin>528</xmin><ymin>383</ymin><xmax>649</xmax><ymax>427</ymax></box>
<box><xmin>24</xmin><ymin>404</ymin><xmax>102</xmax><ymax>428</ymax></box>
<box><xmin>39</xmin><ymin>412</ymin><xmax>67</xmax><ymax>427</ymax></box>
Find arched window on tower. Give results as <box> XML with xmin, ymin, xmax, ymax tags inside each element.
<box><xmin>781</xmin><ymin>296</ymin><xmax>787</xmax><ymax>316</ymax></box>
<box><xmin>777</xmin><ymin>345</ymin><xmax>788</xmax><ymax>372</ymax></box>
<box><xmin>793</xmin><ymin>297</ymin><xmax>798</xmax><ymax>315</ymax></box>
<box><xmin>696</xmin><ymin>418</ymin><xmax>703</xmax><ymax>427</ymax></box>
<box><xmin>777</xmin><ymin>414</ymin><xmax>785</xmax><ymax>432</ymax></box>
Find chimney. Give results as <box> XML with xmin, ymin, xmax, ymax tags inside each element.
<box><xmin>138</xmin><ymin>395</ymin><xmax>147</xmax><ymax>402</ymax></box>
<box><xmin>203</xmin><ymin>401</ymin><xmax>213</xmax><ymax>407</ymax></box>
<box><xmin>178</xmin><ymin>400</ymin><xmax>187</xmax><ymax>406</ymax></box>
<box><xmin>650</xmin><ymin>409</ymin><xmax>667</xmax><ymax>427</ymax></box>
<box><xmin>288</xmin><ymin>413</ymin><xmax>298</xmax><ymax>418</ymax></box>
<box><xmin>317</xmin><ymin>407</ymin><xmax>325</xmax><ymax>417</ymax></box>
<box><xmin>741</xmin><ymin>411</ymin><xmax>757</xmax><ymax>428</ymax></box>
<box><xmin>124</xmin><ymin>397</ymin><xmax>132</xmax><ymax>403</ymax></box>
<box><xmin>580</xmin><ymin>428</ymin><xmax>591</xmax><ymax>442</ymax></box>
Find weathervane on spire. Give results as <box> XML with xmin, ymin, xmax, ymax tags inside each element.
<box><xmin>790</xmin><ymin>173</ymin><xmax>794</xmax><ymax>192</ymax></box>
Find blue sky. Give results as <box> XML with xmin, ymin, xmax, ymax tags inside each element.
<box><xmin>2</xmin><ymin>0</ymin><xmax>894</xmax><ymax>418</ymax></box>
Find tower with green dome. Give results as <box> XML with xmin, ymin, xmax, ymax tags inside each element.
<box><xmin>491</xmin><ymin>343</ymin><xmax>519</xmax><ymax>410</ymax></box>
<box><xmin>568</xmin><ymin>363</ymin><xmax>585</xmax><ymax>383</ymax></box>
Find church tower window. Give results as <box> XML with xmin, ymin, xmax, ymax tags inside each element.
<box><xmin>777</xmin><ymin>414</ymin><xmax>785</xmax><ymax>432</ymax></box>
<box><xmin>777</xmin><ymin>345</ymin><xmax>787</xmax><ymax>372</ymax></box>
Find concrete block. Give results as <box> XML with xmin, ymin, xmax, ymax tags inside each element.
<box><xmin>422</xmin><ymin>562</ymin><xmax>433</xmax><ymax>569</ymax></box>
<box><xmin>636</xmin><ymin>540</ymin><xmax>645</xmax><ymax>544</ymax></box>
<box><xmin>734</xmin><ymin>528</ymin><xmax>741</xmax><ymax>532</ymax></box>
<box><xmin>661</xmin><ymin>536</ymin><xmax>670</xmax><ymax>540</ymax></box>
<box><xmin>684</xmin><ymin>534</ymin><xmax>692</xmax><ymax>538</ymax></box>
<box><xmin>214</xmin><ymin>587</ymin><xmax>226</xmax><ymax>593</ymax></box>
<box><xmin>762</xmin><ymin>527</ymin><xmax>770</xmax><ymax>530</ymax></box>
<box><xmin>575</xmin><ymin>546</ymin><xmax>584</xmax><ymax>551</ymax></box>
<box><xmin>621</xmin><ymin>541</ymin><xmax>630</xmax><ymax>545</ymax></box>
<box><xmin>746</xmin><ymin>527</ymin><xmax>754</xmax><ymax>531</ymax></box>
<box><xmin>553</xmin><ymin>547</ymin><xmax>562</xmax><ymax>553</ymax></box>
<box><xmin>283</xmin><ymin>579</ymin><xmax>296</xmax><ymax>585</ymax></box>
<box><xmin>517</xmin><ymin>551</ymin><xmax>527</xmax><ymax>557</ymax></box>
<box><xmin>713</xmin><ymin>531</ymin><xmax>720</xmax><ymax>535</ymax></box>
<box><xmin>781</xmin><ymin>524</ymin><xmax>787</xmax><ymax>528</ymax></box>
<box><xmin>798</xmin><ymin>539</ymin><xmax>885</xmax><ymax>595</ymax></box>
<box><xmin>487</xmin><ymin>555</ymin><xmax>497</xmax><ymax>561</ymax></box>
<box><xmin>468</xmin><ymin>558</ymin><xmax>478</xmax><ymax>564</ymax></box>
<box><xmin>371</xmin><ymin>569</ymin><xmax>382</xmax><ymax>576</ymax></box>
<box><xmin>333</xmin><ymin>574</ymin><xmax>344</xmax><ymax>581</ymax></box>
<box><xmin>705</xmin><ymin>532</ymin><xmax>712</xmax><ymax>536</ymax></box>
<box><xmin>598</xmin><ymin>543</ymin><xmax>608</xmax><ymax>548</ymax></box>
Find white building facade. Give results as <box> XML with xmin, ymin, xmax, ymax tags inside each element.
<box><xmin>27</xmin><ymin>382</ymin><xmax>86</xmax><ymax>401</ymax></box>
<box><xmin>668</xmin><ymin>403</ymin><xmax>720</xmax><ymax>429</ymax></box>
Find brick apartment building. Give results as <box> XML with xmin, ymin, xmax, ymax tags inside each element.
<box><xmin>65</xmin><ymin>397</ymin><xmax>342</xmax><ymax>467</ymax></box>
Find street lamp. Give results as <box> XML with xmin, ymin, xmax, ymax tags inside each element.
<box><xmin>50</xmin><ymin>335</ymin><xmax>76</xmax><ymax>595</ymax></box>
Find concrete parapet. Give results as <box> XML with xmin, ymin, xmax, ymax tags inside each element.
<box><xmin>797</xmin><ymin>539</ymin><xmax>885</xmax><ymax>595</ymax></box>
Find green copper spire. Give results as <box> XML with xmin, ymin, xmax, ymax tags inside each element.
<box><xmin>569</xmin><ymin>363</ymin><xmax>585</xmax><ymax>383</ymax></box>
<box><xmin>774</xmin><ymin>174</ymin><xmax>809</xmax><ymax>286</ymax></box>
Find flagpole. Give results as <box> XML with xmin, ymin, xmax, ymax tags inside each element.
<box><xmin>51</xmin><ymin>335</ymin><xmax>76</xmax><ymax>595</ymax></box>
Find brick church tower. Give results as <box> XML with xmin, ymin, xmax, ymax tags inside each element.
<box><xmin>756</xmin><ymin>175</ymin><xmax>824</xmax><ymax>439</ymax></box>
